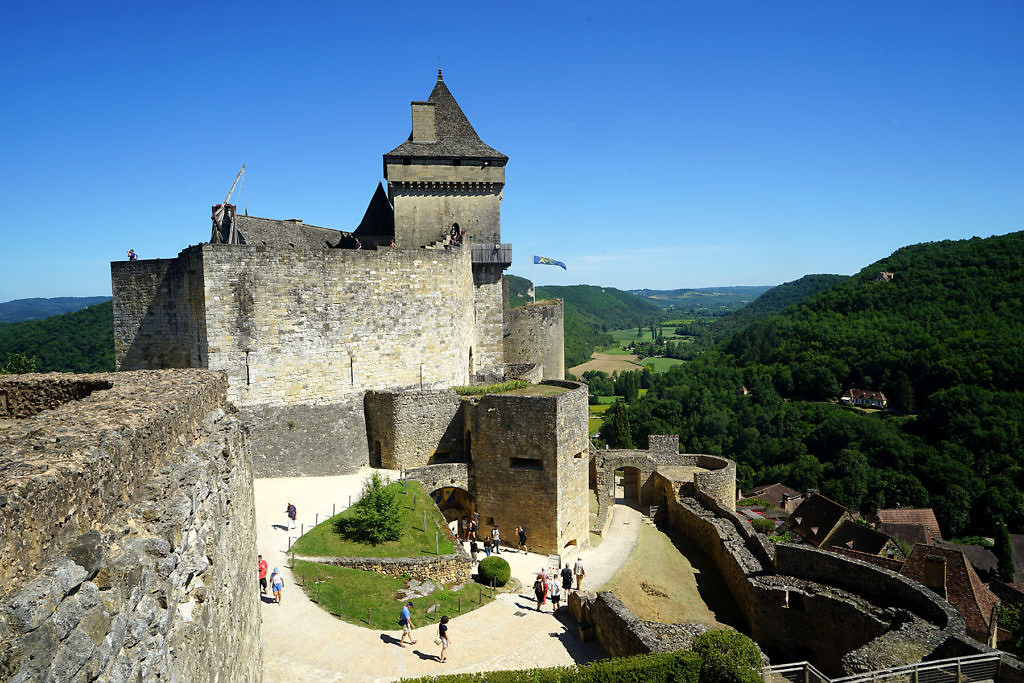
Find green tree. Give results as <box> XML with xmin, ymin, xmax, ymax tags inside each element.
<box><xmin>0</xmin><ymin>352</ymin><xmax>37</xmax><ymax>374</ymax></box>
<box><xmin>604</xmin><ymin>400</ymin><xmax>635</xmax><ymax>449</ymax></box>
<box><xmin>336</xmin><ymin>472</ymin><xmax>401</xmax><ymax>545</ymax></box>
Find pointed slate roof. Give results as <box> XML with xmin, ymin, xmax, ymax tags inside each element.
<box><xmin>352</xmin><ymin>182</ymin><xmax>395</xmax><ymax>237</ymax></box>
<box><xmin>385</xmin><ymin>70</ymin><xmax>507</xmax><ymax>162</ymax></box>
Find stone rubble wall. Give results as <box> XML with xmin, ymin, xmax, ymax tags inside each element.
<box><xmin>0</xmin><ymin>376</ymin><xmax>112</xmax><ymax>418</ymax></box>
<box><xmin>0</xmin><ymin>371</ymin><xmax>261</xmax><ymax>682</ymax></box>
<box><xmin>297</xmin><ymin>544</ymin><xmax>472</xmax><ymax>585</ymax></box>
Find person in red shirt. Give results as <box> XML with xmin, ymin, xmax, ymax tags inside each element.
<box><xmin>258</xmin><ymin>554</ymin><xmax>268</xmax><ymax>595</ymax></box>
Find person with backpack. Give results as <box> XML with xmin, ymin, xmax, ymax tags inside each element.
<box><xmin>399</xmin><ymin>602</ymin><xmax>416</xmax><ymax>647</ymax></box>
<box><xmin>533</xmin><ymin>573</ymin><xmax>547</xmax><ymax>611</ymax></box>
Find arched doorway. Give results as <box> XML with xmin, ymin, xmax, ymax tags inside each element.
<box><xmin>430</xmin><ymin>486</ymin><xmax>474</xmax><ymax>525</ymax></box>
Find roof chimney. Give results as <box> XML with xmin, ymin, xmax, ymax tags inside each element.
<box><xmin>923</xmin><ymin>555</ymin><xmax>947</xmax><ymax>598</ymax></box>
<box><xmin>410</xmin><ymin>100</ymin><xmax>436</xmax><ymax>143</ymax></box>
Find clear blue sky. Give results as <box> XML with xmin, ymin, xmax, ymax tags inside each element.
<box><xmin>2</xmin><ymin>1</ymin><xmax>1022</xmax><ymax>300</ymax></box>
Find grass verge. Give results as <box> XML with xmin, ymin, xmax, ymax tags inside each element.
<box><xmin>292</xmin><ymin>559</ymin><xmax>496</xmax><ymax>630</ymax></box>
<box><xmin>290</xmin><ymin>480</ymin><xmax>454</xmax><ymax>558</ymax></box>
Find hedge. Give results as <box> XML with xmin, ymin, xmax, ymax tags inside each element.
<box><xmin>401</xmin><ymin>649</ymin><xmax>701</xmax><ymax>682</ymax></box>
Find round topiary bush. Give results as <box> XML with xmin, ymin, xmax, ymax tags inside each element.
<box><xmin>751</xmin><ymin>517</ymin><xmax>776</xmax><ymax>534</ymax></box>
<box><xmin>692</xmin><ymin>629</ymin><xmax>762</xmax><ymax>682</ymax></box>
<box><xmin>477</xmin><ymin>556</ymin><xmax>511</xmax><ymax>587</ymax></box>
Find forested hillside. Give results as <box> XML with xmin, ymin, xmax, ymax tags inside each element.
<box><xmin>605</xmin><ymin>231</ymin><xmax>1024</xmax><ymax>537</ymax></box>
<box><xmin>710</xmin><ymin>274</ymin><xmax>847</xmax><ymax>341</ymax></box>
<box><xmin>0</xmin><ymin>296</ymin><xmax>111</xmax><ymax>322</ymax></box>
<box><xmin>0</xmin><ymin>301</ymin><xmax>114</xmax><ymax>372</ymax></box>
<box><xmin>631</xmin><ymin>285</ymin><xmax>771</xmax><ymax>312</ymax></box>
<box><xmin>506</xmin><ymin>274</ymin><xmax>663</xmax><ymax>366</ymax></box>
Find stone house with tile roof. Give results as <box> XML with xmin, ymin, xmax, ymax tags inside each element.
<box><xmin>900</xmin><ymin>544</ymin><xmax>1000</xmax><ymax>647</ymax></box>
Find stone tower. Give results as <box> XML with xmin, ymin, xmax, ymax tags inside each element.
<box><xmin>384</xmin><ymin>70</ymin><xmax>511</xmax><ymax>380</ymax></box>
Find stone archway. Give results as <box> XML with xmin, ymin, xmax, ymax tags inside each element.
<box><xmin>429</xmin><ymin>486</ymin><xmax>474</xmax><ymax>524</ymax></box>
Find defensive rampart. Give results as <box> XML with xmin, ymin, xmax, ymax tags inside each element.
<box><xmin>0</xmin><ymin>371</ymin><xmax>261</xmax><ymax>682</ymax></box>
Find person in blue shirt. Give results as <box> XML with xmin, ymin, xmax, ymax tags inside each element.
<box><xmin>399</xmin><ymin>602</ymin><xmax>416</xmax><ymax>647</ymax></box>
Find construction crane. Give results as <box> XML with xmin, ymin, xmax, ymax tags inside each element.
<box><xmin>210</xmin><ymin>164</ymin><xmax>246</xmax><ymax>244</ymax></box>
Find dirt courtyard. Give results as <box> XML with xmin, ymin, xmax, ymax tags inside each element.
<box><xmin>603</xmin><ymin>522</ymin><xmax>745</xmax><ymax>628</ymax></box>
<box><xmin>569</xmin><ymin>352</ymin><xmax>643</xmax><ymax>376</ymax></box>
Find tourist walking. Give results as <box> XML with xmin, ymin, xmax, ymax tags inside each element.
<box><xmin>399</xmin><ymin>602</ymin><xmax>416</xmax><ymax>647</ymax></box>
<box><xmin>548</xmin><ymin>575</ymin><xmax>561</xmax><ymax>614</ymax></box>
<box><xmin>469</xmin><ymin>538</ymin><xmax>479</xmax><ymax>564</ymax></box>
<box><xmin>574</xmin><ymin>557</ymin><xmax>586</xmax><ymax>591</ymax></box>
<box><xmin>561</xmin><ymin>562</ymin><xmax>574</xmax><ymax>592</ymax></box>
<box><xmin>258</xmin><ymin>554</ymin><xmax>268</xmax><ymax>595</ymax></box>
<box><xmin>516</xmin><ymin>526</ymin><xmax>527</xmax><ymax>553</ymax></box>
<box><xmin>483</xmin><ymin>537</ymin><xmax>492</xmax><ymax>557</ymax></box>
<box><xmin>436</xmin><ymin>615</ymin><xmax>450</xmax><ymax>662</ymax></box>
<box><xmin>491</xmin><ymin>527</ymin><xmax>501</xmax><ymax>554</ymax></box>
<box><xmin>468</xmin><ymin>518</ymin><xmax>478</xmax><ymax>541</ymax></box>
<box><xmin>533</xmin><ymin>573</ymin><xmax>547</xmax><ymax>611</ymax></box>
<box><xmin>285</xmin><ymin>502</ymin><xmax>297</xmax><ymax>530</ymax></box>
<box><xmin>269</xmin><ymin>567</ymin><xmax>283</xmax><ymax>604</ymax></box>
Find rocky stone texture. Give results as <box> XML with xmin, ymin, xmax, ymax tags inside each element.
<box><xmin>364</xmin><ymin>390</ymin><xmax>463</xmax><ymax>470</ymax></box>
<box><xmin>0</xmin><ymin>371</ymin><xmax>261</xmax><ymax>682</ymax></box>
<box><xmin>504</xmin><ymin>299</ymin><xmax>565</xmax><ymax>381</ymax></box>
<box><xmin>469</xmin><ymin>381</ymin><xmax>590</xmax><ymax>555</ymax></box>
<box><xmin>298</xmin><ymin>544</ymin><xmax>472</xmax><ymax>585</ymax></box>
<box><xmin>241</xmin><ymin>401</ymin><xmax>369</xmax><ymax>477</ymax></box>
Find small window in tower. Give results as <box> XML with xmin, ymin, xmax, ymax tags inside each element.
<box><xmin>510</xmin><ymin>457</ymin><xmax>543</xmax><ymax>471</ymax></box>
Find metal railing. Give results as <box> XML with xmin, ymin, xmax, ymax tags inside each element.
<box><xmin>763</xmin><ymin>653</ymin><xmax>1001</xmax><ymax>683</ymax></box>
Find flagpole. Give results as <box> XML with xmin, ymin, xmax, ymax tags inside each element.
<box><xmin>531</xmin><ymin>255</ymin><xmax>536</xmax><ymax>303</ymax></box>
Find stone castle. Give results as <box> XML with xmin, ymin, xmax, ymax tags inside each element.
<box><xmin>110</xmin><ymin>70</ymin><xmax>588</xmax><ymax>554</ymax></box>
<box><xmin>2</xmin><ymin>72</ymin><xmax>1017</xmax><ymax>682</ymax></box>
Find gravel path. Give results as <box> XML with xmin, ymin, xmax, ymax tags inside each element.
<box><xmin>254</xmin><ymin>469</ymin><xmax>641</xmax><ymax>682</ymax></box>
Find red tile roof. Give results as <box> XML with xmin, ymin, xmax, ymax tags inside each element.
<box><xmin>878</xmin><ymin>508</ymin><xmax>943</xmax><ymax>542</ymax></box>
<box><xmin>901</xmin><ymin>544</ymin><xmax>999</xmax><ymax>639</ymax></box>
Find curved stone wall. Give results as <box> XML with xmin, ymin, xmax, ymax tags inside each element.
<box><xmin>503</xmin><ymin>299</ymin><xmax>564</xmax><ymax>381</ymax></box>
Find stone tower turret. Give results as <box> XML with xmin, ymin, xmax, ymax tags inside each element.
<box><xmin>384</xmin><ymin>70</ymin><xmax>511</xmax><ymax>380</ymax></box>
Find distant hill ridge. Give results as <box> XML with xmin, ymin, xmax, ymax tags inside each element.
<box><xmin>0</xmin><ymin>296</ymin><xmax>111</xmax><ymax>323</ymax></box>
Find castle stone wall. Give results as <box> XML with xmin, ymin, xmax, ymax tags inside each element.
<box><xmin>364</xmin><ymin>390</ymin><xmax>463</xmax><ymax>470</ymax></box>
<box><xmin>472</xmin><ymin>271</ymin><xmax>506</xmax><ymax>380</ymax></box>
<box><xmin>0</xmin><ymin>371</ymin><xmax>260</xmax><ymax>682</ymax></box>
<box><xmin>112</xmin><ymin>253</ymin><xmax>206</xmax><ymax>371</ymax></box>
<box><xmin>504</xmin><ymin>299</ymin><xmax>565</xmax><ymax>381</ymax></box>
<box><xmin>468</xmin><ymin>382</ymin><xmax>589</xmax><ymax>554</ymax></box>
<box><xmin>242</xmin><ymin>400</ymin><xmax>369</xmax><ymax>477</ymax></box>
<box><xmin>198</xmin><ymin>244</ymin><xmax>476</xmax><ymax>408</ymax></box>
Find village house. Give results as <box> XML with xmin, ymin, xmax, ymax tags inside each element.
<box><xmin>840</xmin><ymin>388</ymin><xmax>888</xmax><ymax>408</ymax></box>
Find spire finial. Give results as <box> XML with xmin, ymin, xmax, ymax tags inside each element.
<box><xmin>437</xmin><ymin>67</ymin><xmax>443</xmax><ymax>82</ymax></box>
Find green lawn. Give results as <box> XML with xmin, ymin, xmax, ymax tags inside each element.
<box><xmin>595</xmin><ymin>395</ymin><xmax>623</xmax><ymax>405</ymax></box>
<box><xmin>290</xmin><ymin>480</ymin><xmax>455</xmax><ymax>558</ymax></box>
<box><xmin>639</xmin><ymin>357</ymin><xmax>685</xmax><ymax>372</ymax></box>
<box><xmin>292</xmin><ymin>559</ymin><xmax>496</xmax><ymax>630</ymax></box>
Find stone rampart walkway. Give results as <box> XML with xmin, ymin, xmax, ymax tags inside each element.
<box><xmin>254</xmin><ymin>469</ymin><xmax>641</xmax><ymax>682</ymax></box>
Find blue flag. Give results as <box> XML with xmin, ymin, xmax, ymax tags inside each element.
<box><xmin>533</xmin><ymin>255</ymin><xmax>567</xmax><ymax>270</ymax></box>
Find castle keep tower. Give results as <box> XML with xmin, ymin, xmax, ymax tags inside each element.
<box><xmin>384</xmin><ymin>70</ymin><xmax>511</xmax><ymax>380</ymax></box>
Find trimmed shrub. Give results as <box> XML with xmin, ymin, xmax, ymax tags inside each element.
<box><xmin>751</xmin><ymin>518</ymin><xmax>776</xmax><ymax>534</ymax></box>
<box><xmin>692</xmin><ymin>630</ymin><xmax>762</xmax><ymax>683</ymax></box>
<box><xmin>335</xmin><ymin>471</ymin><xmax>401</xmax><ymax>545</ymax></box>
<box><xmin>477</xmin><ymin>556</ymin><xmax>511</xmax><ymax>587</ymax></box>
